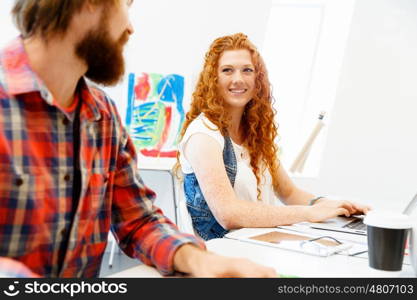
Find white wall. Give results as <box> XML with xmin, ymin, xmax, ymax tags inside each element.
<box><xmin>1</xmin><ymin>0</ymin><xmax>416</xmax><ymax>213</ymax></box>
<box><xmin>294</xmin><ymin>0</ymin><xmax>417</xmax><ymax>211</ymax></box>
<box><xmin>0</xmin><ymin>1</ymin><xmax>19</xmax><ymax>47</ymax></box>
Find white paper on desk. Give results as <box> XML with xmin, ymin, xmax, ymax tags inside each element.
<box><xmin>279</xmin><ymin>240</ymin><xmax>352</xmax><ymax>257</ymax></box>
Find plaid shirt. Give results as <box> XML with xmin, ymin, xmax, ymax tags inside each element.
<box><xmin>0</xmin><ymin>37</ymin><xmax>204</xmax><ymax>277</ymax></box>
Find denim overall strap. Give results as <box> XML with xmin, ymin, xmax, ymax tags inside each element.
<box><xmin>184</xmin><ymin>135</ymin><xmax>237</xmax><ymax>240</ymax></box>
<box><xmin>222</xmin><ymin>136</ymin><xmax>237</xmax><ymax>186</ymax></box>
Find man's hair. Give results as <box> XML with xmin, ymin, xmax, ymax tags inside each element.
<box><xmin>12</xmin><ymin>0</ymin><xmax>117</xmax><ymax>39</ymax></box>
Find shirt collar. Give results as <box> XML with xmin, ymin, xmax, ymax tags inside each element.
<box><xmin>1</xmin><ymin>36</ymin><xmax>102</xmax><ymax>122</ymax></box>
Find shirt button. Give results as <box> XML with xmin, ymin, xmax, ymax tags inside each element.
<box><xmin>62</xmin><ymin>118</ymin><xmax>70</xmax><ymax>126</ymax></box>
<box><xmin>60</xmin><ymin>228</ymin><xmax>67</xmax><ymax>238</ymax></box>
<box><xmin>15</xmin><ymin>177</ymin><xmax>24</xmax><ymax>186</ymax></box>
<box><xmin>63</xmin><ymin>174</ymin><xmax>71</xmax><ymax>182</ymax></box>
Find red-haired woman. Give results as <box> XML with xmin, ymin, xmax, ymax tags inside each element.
<box><xmin>176</xmin><ymin>33</ymin><xmax>370</xmax><ymax>240</ymax></box>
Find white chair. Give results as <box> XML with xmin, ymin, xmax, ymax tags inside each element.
<box><xmin>108</xmin><ymin>232</ymin><xmax>119</xmax><ymax>268</ymax></box>
<box><xmin>173</xmin><ymin>175</ymin><xmax>195</xmax><ymax>235</ymax></box>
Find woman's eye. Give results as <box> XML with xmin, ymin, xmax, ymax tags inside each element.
<box><xmin>244</xmin><ymin>68</ymin><xmax>254</xmax><ymax>72</ymax></box>
<box><xmin>222</xmin><ymin>68</ymin><xmax>233</xmax><ymax>73</ymax></box>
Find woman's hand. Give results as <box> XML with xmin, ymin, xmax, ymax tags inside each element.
<box><xmin>304</xmin><ymin>198</ymin><xmax>371</xmax><ymax>223</ymax></box>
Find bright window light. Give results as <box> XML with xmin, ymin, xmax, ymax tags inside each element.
<box><xmin>263</xmin><ymin>0</ymin><xmax>356</xmax><ymax>177</ymax></box>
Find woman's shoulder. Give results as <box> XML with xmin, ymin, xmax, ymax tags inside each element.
<box><xmin>187</xmin><ymin>113</ymin><xmax>221</xmax><ymax>134</ymax></box>
<box><xmin>181</xmin><ymin>113</ymin><xmax>224</xmax><ymax>149</ymax></box>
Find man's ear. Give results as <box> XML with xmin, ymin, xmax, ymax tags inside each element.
<box><xmin>71</xmin><ymin>0</ymin><xmax>103</xmax><ymax>32</ymax></box>
<box><xmin>83</xmin><ymin>0</ymin><xmax>116</xmax><ymax>16</ymax></box>
<box><xmin>84</xmin><ymin>0</ymin><xmax>101</xmax><ymax>13</ymax></box>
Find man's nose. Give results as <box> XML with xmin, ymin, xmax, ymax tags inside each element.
<box><xmin>127</xmin><ymin>21</ymin><xmax>135</xmax><ymax>35</ymax></box>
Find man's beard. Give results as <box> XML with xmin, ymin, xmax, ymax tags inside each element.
<box><xmin>75</xmin><ymin>24</ymin><xmax>129</xmax><ymax>86</ymax></box>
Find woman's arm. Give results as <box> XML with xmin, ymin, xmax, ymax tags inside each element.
<box><xmin>272</xmin><ymin>164</ymin><xmax>314</xmax><ymax>205</ymax></box>
<box><xmin>274</xmin><ymin>164</ymin><xmax>371</xmax><ymax>215</ymax></box>
<box><xmin>184</xmin><ymin>134</ymin><xmax>350</xmax><ymax>229</ymax></box>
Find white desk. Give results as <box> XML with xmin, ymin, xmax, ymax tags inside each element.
<box><xmin>207</xmin><ymin>237</ymin><xmax>414</xmax><ymax>277</ymax></box>
<box><xmin>108</xmin><ymin>228</ymin><xmax>415</xmax><ymax>278</ymax></box>
<box><xmin>109</xmin><ymin>264</ymin><xmax>162</xmax><ymax>278</ymax></box>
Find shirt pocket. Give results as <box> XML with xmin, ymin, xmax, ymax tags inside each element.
<box><xmin>77</xmin><ymin>172</ymin><xmax>111</xmax><ymax>245</ymax></box>
<box><xmin>0</xmin><ymin>172</ymin><xmax>47</xmax><ymax>257</ymax></box>
<box><xmin>80</xmin><ymin>172</ymin><xmax>110</xmax><ymax>219</ymax></box>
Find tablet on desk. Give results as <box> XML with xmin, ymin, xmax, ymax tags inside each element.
<box><xmin>225</xmin><ymin>228</ymin><xmax>352</xmax><ymax>257</ymax></box>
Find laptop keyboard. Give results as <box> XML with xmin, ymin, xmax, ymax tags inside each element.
<box><xmin>344</xmin><ymin>219</ymin><xmax>367</xmax><ymax>231</ymax></box>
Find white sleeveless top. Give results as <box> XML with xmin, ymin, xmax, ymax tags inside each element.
<box><xmin>178</xmin><ymin>114</ymin><xmax>279</xmax><ymax>205</ymax></box>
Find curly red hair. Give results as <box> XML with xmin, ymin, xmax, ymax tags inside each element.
<box><xmin>176</xmin><ymin>33</ymin><xmax>281</xmax><ymax>200</ymax></box>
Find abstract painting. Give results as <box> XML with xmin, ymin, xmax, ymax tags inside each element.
<box><xmin>126</xmin><ymin>72</ymin><xmax>185</xmax><ymax>169</ymax></box>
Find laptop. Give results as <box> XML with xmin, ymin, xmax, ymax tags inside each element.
<box><xmin>309</xmin><ymin>215</ymin><xmax>367</xmax><ymax>235</ymax></box>
<box><xmin>307</xmin><ymin>192</ymin><xmax>417</xmax><ymax>236</ymax></box>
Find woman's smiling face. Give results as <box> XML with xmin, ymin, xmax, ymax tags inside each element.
<box><xmin>217</xmin><ymin>49</ymin><xmax>255</xmax><ymax>110</ymax></box>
